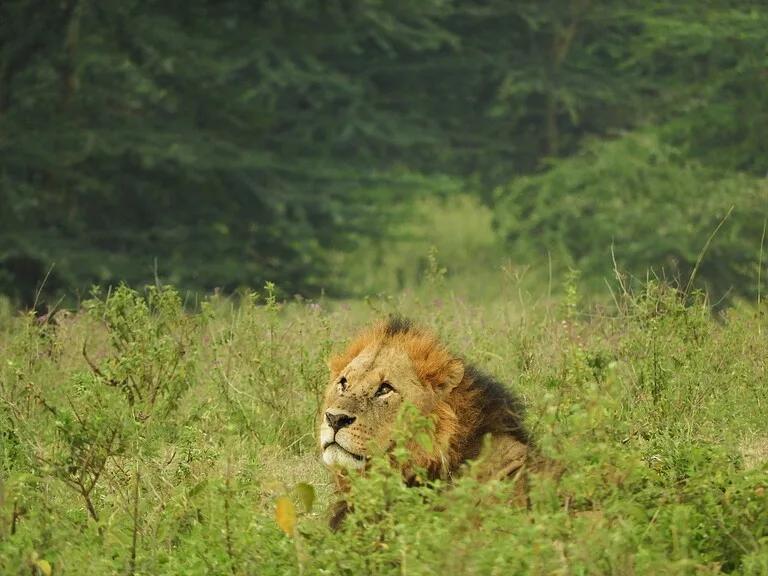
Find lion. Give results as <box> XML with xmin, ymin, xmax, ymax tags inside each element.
<box><xmin>318</xmin><ymin>315</ymin><xmax>535</xmax><ymax>530</ymax></box>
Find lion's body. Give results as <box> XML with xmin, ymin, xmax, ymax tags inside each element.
<box><xmin>319</xmin><ymin>316</ymin><xmax>534</xmax><ymax>529</ymax></box>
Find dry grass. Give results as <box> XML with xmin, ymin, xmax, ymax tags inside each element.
<box><xmin>741</xmin><ymin>435</ymin><xmax>768</xmax><ymax>470</ymax></box>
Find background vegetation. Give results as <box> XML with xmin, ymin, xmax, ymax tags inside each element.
<box><xmin>2</xmin><ymin>0</ymin><xmax>768</xmax><ymax>309</ymax></box>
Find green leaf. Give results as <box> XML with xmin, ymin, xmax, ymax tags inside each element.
<box><xmin>294</xmin><ymin>482</ymin><xmax>315</xmax><ymax>514</ymax></box>
<box><xmin>415</xmin><ymin>432</ymin><xmax>434</xmax><ymax>453</ymax></box>
<box><xmin>187</xmin><ymin>478</ymin><xmax>208</xmax><ymax>498</ymax></box>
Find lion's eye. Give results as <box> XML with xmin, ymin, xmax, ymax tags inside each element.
<box><xmin>375</xmin><ymin>382</ymin><xmax>394</xmax><ymax>397</ymax></box>
<box><xmin>338</xmin><ymin>377</ymin><xmax>347</xmax><ymax>391</ymax></box>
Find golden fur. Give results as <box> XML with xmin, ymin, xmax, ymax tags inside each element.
<box><xmin>318</xmin><ymin>316</ymin><xmax>534</xmax><ymax>529</ymax></box>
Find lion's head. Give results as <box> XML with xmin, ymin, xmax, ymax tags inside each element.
<box><xmin>319</xmin><ymin>316</ymin><xmax>534</xmax><ymax>529</ymax></box>
<box><xmin>319</xmin><ymin>316</ymin><xmax>529</xmax><ymax>483</ymax></box>
<box><xmin>319</xmin><ymin>317</ymin><xmax>463</xmax><ymax>472</ymax></box>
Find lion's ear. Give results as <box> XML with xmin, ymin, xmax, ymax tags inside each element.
<box><xmin>435</xmin><ymin>358</ymin><xmax>464</xmax><ymax>396</ymax></box>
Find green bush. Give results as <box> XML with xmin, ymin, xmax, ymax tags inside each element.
<box><xmin>494</xmin><ymin>131</ymin><xmax>768</xmax><ymax>309</ymax></box>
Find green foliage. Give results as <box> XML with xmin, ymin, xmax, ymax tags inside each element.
<box><xmin>0</xmin><ymin>275</ymin><xmax>767</xmax><ymax>574</ymax></box>
<box><xmin>495</xmin><ymin>131</ymin><xmax>768</xmax><ymax>307</ymax></box>
<box><xmin>3</xmin><ymin>1</ymin><xmax>767</xmax><ymax>309</ymax></box>
<box><xmin>81</xmin><ymin>284</ymin><xmax>198</xmax><ymax>415</ymax></box>
<box><xmin>485</xmin><ymin>1</ymin><xmax>768</xmax><ymax>306</ymax></box>
<box><xmin>0</xmin><ymin>0</ymin><xmax>460</xmax><ymax>305</ymax></box>
<box><xmin>633</xmin><ymin>2</ymin><xmax>768</xmax><ymax>175</ymax></box>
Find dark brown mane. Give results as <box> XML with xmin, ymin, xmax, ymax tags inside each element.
<box><xmin>464</xmin><ymin>363</ymin><xmax>530</xmax><ymax>441</ymax></box>
<box><xmin>383</xmin><ymin>314</ymin><xmax>415</xmax><ymax>337</ymax></box>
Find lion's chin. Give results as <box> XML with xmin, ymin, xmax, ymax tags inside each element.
<box><xmin>322</xmin><ymin>443</ymin><xmax>366</xmax><ymax>471</ymax></box>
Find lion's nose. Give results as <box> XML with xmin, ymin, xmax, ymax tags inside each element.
<box><xmin>326</xmin><ymin>411</ymin><xmax>356</xmax><ymax>432</ymax></box>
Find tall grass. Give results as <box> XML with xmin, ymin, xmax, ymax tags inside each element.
<box><xmin>0</xmin><ymin>266</ymin><xmax>767</xmax><ymax>574</ymax></box>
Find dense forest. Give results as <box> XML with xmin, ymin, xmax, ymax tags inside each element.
<box><xmin>1</xmin><ymin>1</ymin><xmax>767</xmax><ymax>308</ymax></box>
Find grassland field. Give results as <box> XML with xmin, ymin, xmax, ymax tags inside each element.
<box><xmin>1</xmin><ymin>197</ymin><xmax>768</xmax><ymax>575</ymax></box>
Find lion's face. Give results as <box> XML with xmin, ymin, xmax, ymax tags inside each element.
<box><xmin>320</xmin><ymin>343</ymin><xmax>439</xmax><ymax>471</ymax></box>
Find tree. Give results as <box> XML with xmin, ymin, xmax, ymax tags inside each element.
<box><xmin>488</xmin><ymin>1</ymin><xmax>768</xmax><ymax>304</ymax></box>
<box><xmin>0</xmin><ymin>0</ymin><xmax>458</xmax><ymax>306</ymax></box>
<box><xmin>494</xmin><ymin>131</ymin><xmax>768</xmax><ymax>308</ymax></box>
<box><xmin>3</xmin><ymin>0</ymin><xmax>767</xmax><ymax>307</ymax></box>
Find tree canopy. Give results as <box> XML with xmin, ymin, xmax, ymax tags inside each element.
<box><xmin>2</xmin><ymin>1</ymin><xmax>767</xmax><ymax>307</ymax></box>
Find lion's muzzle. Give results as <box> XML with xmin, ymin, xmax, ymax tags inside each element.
<box><xmin>321</xmin><ymin>409</ymin><xmax>366</xmax><ymax>470</ymax></box>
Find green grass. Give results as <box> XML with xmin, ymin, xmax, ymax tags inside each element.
<box><xmin>1</xmin><ymin>272</ymin><xmax>767</xmax><ymax>575</ymax></box>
